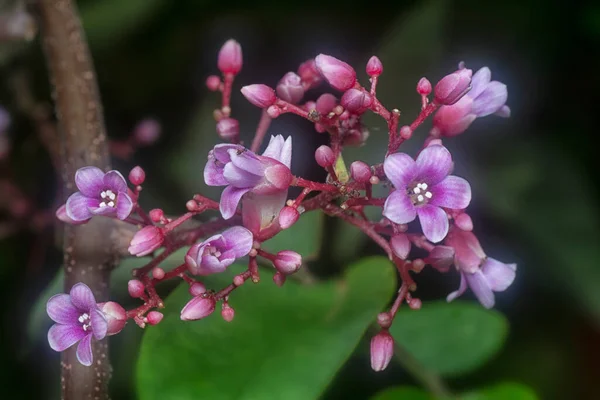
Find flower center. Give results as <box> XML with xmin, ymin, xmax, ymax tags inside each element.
<box><xmin>78</xmin><ymin>312</ymin><xmax>92</xmax><ymax>332</ymax></box>
<box><xmin>408</xmin><ymin>182</ymin><xmax>433</xmax><ymax>206</ymax></box>
<box><xmin>203</xmin><ymin>245</ymin><xmax>222</xmax><ymax>258</ymax></box>
<box><xmin>99</xmin><ymin>189</ymin><xmax>117</xmax><ymax>208</ymax></box>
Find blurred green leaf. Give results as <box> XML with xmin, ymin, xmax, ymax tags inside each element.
<box><xmin>390</xmin><ymin>302</ymin><xmax>508</xmax><ymax>376</ymax></box>
<box><xmin>137</xmin><ymin>256</ymin><xmax>396</xmax><ymax>400</ymax></box>
<box><xmin>370</xmin><ymin>386</ymin><xmax>433</xmax><ymax>400</ymax></box>
<box><xmin>462</xmin><ymin>382</ymin><xmax>538</xmax><ymax>400</ymax></box>
<box><xmin>262</xmin><ymin>210</ymin><xmax>323</xmax><ymax>259</ymax></box>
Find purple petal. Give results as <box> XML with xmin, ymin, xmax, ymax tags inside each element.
<box><xmin>116</xmin><ymin>192</ymin><xmax>133</xmax><ymax>220</ymax></box>
<box><xmin>390</xmin><ymin>234</ymin><xmax>411</xmax><ymax>259</ymax></box>
<box><xmin>103</xmin><ymin>170</ymin><xmax>127</xmax><ymax>193</ymax></box>
<box><xmin>261</xmin><ymin>135</ymin><xmax>284</xmax><ymax>160</ymax></box>
<box><xmin>383</xmin><ymin>190</ymin><xmax>417</xmax><ymax>224</ymax></box>
<box><xmin>90</xmin><ymin>308</ymin><xmax>108</xmax><ymax>340</ymax></box>
<box><xmin>417</xmin><ymin>205</ymin><xmax>449</xmax><ymax>243</ymax></box>
<box><xmin>472</xmin><ymin>81</ymin><xmax>507</xmax><ymax>117</ymax></box>
<box><xmin>383</xmin><ymin>153</ymin><xmax>416</xmax><ymax>189</ymax></box>
<box><xmin>199</xmin><ymin>255</ymin><xmax>230</xmax><ymax>275</ymax></box>
<box><xmin>242</xmin><ymin>191</ymin><xmax>288</xmax><ymax>234</ymax></box>
<box><xmin>76</xmin><ymin>334</ymin><xmax>93</xmax><ymax>366</ymax></box>
<box><xmin>229</xmin><ymin>149</ymin><xmax>264</xmax><ymax>174</ymax></box>
<box><xmin>495</xmin><ymin>105</ymin><xmax>511</xmax><ymax>118</ymax></box>
<box><xmin>204</xmin><ymin>160</ymin><xmax>228</xmax><ymax>186</ymax></box>
<box><xmin>220</xmin><ymin>186</ymin><xmax>251</xmax><ymax>219</ymax></box>
<box><xmin>280</xmin><ymin>136</ymin><xmax>292</xmax><ymax>168</ymax></box>
<box><xmin>415</xmin><ymin>145</ymin><xmax>452</xmax><ymax>185</ymax></box>
<box><xmin>221</xmin><ymin>226</ymin><xmax>254</xmax><ymax>258</ymax></box>
<box><xmin>481</xmin><ymin>258</ymin><xmax>516</xmax><ymax>292</ymax></box>
<box><xmin>212</xmin><ymin>144</ymin><xmax>244</xmax><ymax>163</ymax></box>
<box><xmin>89</xmin><ymin>205</ymin><xmax>117</xmax><ymax>217</ymax></box>
<box><xmin>469</xmin><ymin>67</ymin><xmax>491</xmax><ymax>99</ymax></box>
<box><xmin>47</xmin><ymin>294</ymin><xmax>79</xmax><ymax>324</ymax></box>
<box><xmin>429</xmin><ymin>176</ymin><xmax>471</xmax><ymax>210</ymax></box>
<box><xmin>70</xmin><ymin>283</ymin><xmax>97</xmax><ymax>311</ymax></box>
<box><xmin>75</xmin><ymin>167</ymin><xmax>105</xmax><ymax>197</ymax></box>
<box><xmin>466</xmin><ymin>270</ymin><xmax>495</xmax><ymax>308</ymax></box>
<box><xmin>48</xmin><ymin>323</ymin><xmax>86</xmax><ymax>352</ymax></box>
<box><xmin>446</xmin><ymin>272</ymin><xmax>468</xmax><ymax>303</ymax></box>
<box><xmin>223</xmin><ymin>163</ymin><xmax>263</xmax><ymax>188</ymax></box>
<box><xmin>65</xmin><ymin>192</ymin><xmax>97</xmax><ymax>222</ymax></box>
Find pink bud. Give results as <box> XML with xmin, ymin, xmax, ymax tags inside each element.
<box><xmin>279</xmin><ymin>206</ymin><xmax>300</xmax><ymax>229</ymax></box>
<box><xmin>370</xmin><ymin>330</ymin><xmax>394</xmax><ymax>372</ymax></box>
<box><xmin>273</xmin><ymin>250</ymin><xmax>302</xmax><ymax>275</ymax></box>
<box><xmin>303</xmin><ymin>100</ymin><xmax>317</xmax><ymax>112</ymax></box>
<box><xmin>206</xmin><ymin>75</ymin><xmax>221</xmax><ymax>91</ymax></box>
<box><xmin>297</xmin><ymin>59</ymin><xmax>322</xmax><ymax>88</ymax></box>
<box><xmin>98</xmin><ymin>302</ymin><xmax>127</xmax><ymax>336</ymax></box>
<box><xmin>217</xmin><ymin>39</ymin><xmax>243</xmax><ymax>75</ymax></box>
<box><xmin>276</xmin><ymin>72</ymin><xmax>305</xmax><ymax>104</ymax></box>
<box><xmin>343</xmin><ymin>127</ymin><xmax>369</xmax><ymax>147</ymax></box>
<box><xmin>377</xmin><ymin>312</ymin><xmax>392</xmax><ymax>329</ymax></box>
<box><xmin>314</xmin><ymin>54</ymin><xmax>357</xmax><ymax>91</ymax></box>
<box><xmin>128</xmin><ymin>226</ymin><xmax>164</xmax><ymax>257</ymax></box>
<box><xmin>263</xmin><ymin>164</ymin><xmax>293</xmax><ymax>191</ymax></box>
<box><xmin>129</xmin><ymin>166</ymin><xmax>145</xmax><ymax>186</ymax></box>
<box><xmin>417</xmin><ymin>77</ymin><xmax>432</xmax><ymax>95</ymax></box>
<box><xmin>424</xmin><ymin>245</ymin><xmax>455</xmax><ymax>272</ymax></box>
<box><xmin>409</xmin><ymin>298</ymin><xmax>422</xmax><ymax>310</ymax></box>
<box><xmin>455</xmin><ymin>213</ymin><xmax>473</xmax><ymax>231</ymax></box>
<box><xmin>189</xmin><ymin>282</ymin><xmax>207</xmax><ymax>296</ymax></box>
<box><xmin>221</xmin><ymin>304</ymin><xmax>235</xmax><ymax>322</ymax></box>
<box><xmin>399</xmin><ymin>125</ymin><xmax>412</xmax><ymax>140</ymax></box>
<box><xmin>366</xmin><ymin>56</ymin><xmax>383</xmax><ymax>77</ymax></box>
<box><xmin>56</xmin><ymin>204</ymin><xmax>88</xmax><ymax>225</ymax></box>
<box><xmin>241</xmin><ymin>84</ymin><xmax>277</xmax><ymax>108</ymax></box>
<box><xmin>434</xmin><ymin>67</ymin><xmax>473</xmax><ymax>105</ymax></box>
<box><xmin>315</xmin><ymin>145</ymin><xmax>335</xmax><ymax>168</ymax></box>
<box><xmin>390</xmin><ymin>234</ymin><xmax>411</xmax><ymax>259</ymax></box>
<box><xmin>216</xmin><ymin>118</ymin><xmax>239</xmax><ymax>140</ymax></box>
<box><xmin>273</xmin><ymin>272</ymin><xmax>286</xmax><ymax>287</ymax></box>
<box><xmin>444</xmin><ymin>230</ymin><xmax>486</xmax><ymax>273</ymax></box>
<box><xmin>341</xmin><ymin>89</ymin><xmax>373</xmax><ymax>114</ymax></box>
<box><xmin>350</xmin><ymin>161</ymin><xmax>371</xmax><ymax>183</ymax></box>
<box><xmin>266</xmin><ymin>105</ymin><xmax>281</xmax><ymax>118</ymax></box>
<box><xmin>147</xmin><ymin>311</ymin><xmax>164</xmax><ymax>325</ymax></box>
<box><xmin>180</xmin><ymin>296</ymin><xmax>216</xmax><ymax>321</ymax></box>
<box><xmin>128</xmin><ymin>279</ymin><xmax>145</xmax><ymax>298</ymax></box>
<box><xmin>152</xmin><ymin>267</ymin><xmax>165</xmax><ymax>280</ymax></box>
<box><xmin>133</xmin><ymin>119</ymin><xmax>161</xmax><ymax>146</ymax></box>
<box><xmin>149</xmin><ymin>208</ymin><xmax>164</xmax><ymax>223</ymax></box>
<box><xmin>315</xmin><ymin>93</ymin><xmax>338</xmax><ymax>115</ymax></box>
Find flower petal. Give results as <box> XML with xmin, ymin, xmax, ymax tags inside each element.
<box><xmin>65</xmin><ymin>192</ymin><xmax>97</xmax><ymax>222</ymax></box>
<box><xmin>204</xmin><ymin>159</ymin><xmax>228</xmax><ymax>186</ymax></box>
<box><xmin>383</xmin><ymin>190</ymin><xmax>417</xmax><ymax>224</ymax></box>
<box><xmin>495</xmin><ymin>105</ymin><xmax>511</xmax><ymax>118</ymax></box>
<box><xmin>429</xmin><ymin>176</ymin><xmax>471</xmax><ymax>210</ymax></box>
<box><xmin>47</xmin><ymin>294</ymin><xmax>79</xmax><ymax>324</ymax></box>
<box><xmin>383</xmin><ymin>153</ymin><xmax>417</xmax><ymax>189</ymax></box>
<box><xmin>103</xmin><ymin>170</ymin><xmax>127</xmax><ymax>193</ymax></box>
<box><xmin>390</xmin><ymin>234</ymin><xmax>411</xmax><ymax>259</ymax></box>
<box><xmin>261</xmin><ymin>135</ymin><xmax>284</xmax><ymax>160</ymax></box>
<box><xmin>199</xmin><ymin>255</ymin><xmax>229</xmax><ymax>275</ymax></box>
<box><xmin>466</xmin><ymin>270</ymin><xmax>495</xmax><ymax>308</ymax></box>
<box><xmin>90</xmin><ymin>308</ymin><xmax>108</xmax><ymax>340</ymax></box>
<box><xmin>280</xmin><ymin>136</ymin><xmax>292</xmax><ymax>168</ymax></box>
<box><xmin>48</xmin><ymin>323</ymin><xmax>86</xmax><ymax>352</ymax></box>
<box><xmin>472</xmin><ymin>81</ymin><xmax>507</xmax><ymax>117</ymax></box>
<box><xmin>116</xmin><ymin>192</ymin><xmax>133</xmax><ymax>220</ymax></box>
<box><xmin>76</xmin><ymin>334</ymin><xmax>93</xmax><ymax>366</ymax></box>
<box><xmin>481</xmin><ymin>258</ymin><xmax>516</xmax><ymax>292</ymax></box>
<box><xmin>219</xmin><ymin>186</ymin><xmax>251</xmax><ymax>219</ymax></box>
<box><xmin>221</xmin><ymin>226</ymin><xmax>254</xmax><ymax>258</ymax></box>
<box><xmin>415</xmin><ymin>145</ymin><xmax>453</xmax><ymax>185</ymax></box>
<box><xmin>242</xmin><ymin>191</ymin><xmax>287</xmax><ymax>234</ymax></box>
<box><xmin>469</xmin><ymin>67</ymin><xmax>491</xmax><ymax>99</ymax></box>
<box><xmin>446</xmin><ymin>272</ymin><xmax>468</xmax><ymax>303</ymax></box>
<box><xmin>223</xmin><ymin>163</ymin><xmax>263</xmax><ymax>188</ymax></box>
<box><xmin>417</xmin><ymin>205</ymin><xmax>449</xmax><ymax>243</ymax></box>
<box><xmin>229</xmin><ymin>149</ymin><xmax>264</xmax><ymax>175</ymax></box>
<box><xmin>75</xmin><ymin>167</ymin><xmax>105</xmax><ymax>197</ymax></box>
<box><xmin>89</xmin><ymin>205</ymin><xmax>117</xmax><ymax>217</ymax></box>
<box><xmin>212</xmin><ymin>144</ymin><xmax>244</xmax><ymax>163</ymax></box>
<box><xmin>70</xmin><ymin>283</ymin><xmax>97</xmax><ymax>311</ymax></box>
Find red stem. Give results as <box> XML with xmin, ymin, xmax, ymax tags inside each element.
<box><xmin>250</xmin><ymin>109</ymin><xmax>272</xmax><ymax>153</ymax></box>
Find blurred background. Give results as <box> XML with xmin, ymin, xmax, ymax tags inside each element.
<box><xmin>1</xmin><ymin>0</ymin><xmax>599</xmax><ymax>398</ymax></box>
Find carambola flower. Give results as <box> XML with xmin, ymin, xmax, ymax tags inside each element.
<box><xmin>383</xmin><ymin>145</ymin><xmax>471</xmax><ymax>243</ymax></box>
<box><xmin>46</xmin><ymin>283</ymin><xmax>108</xmax><ymax>366</ymax></box>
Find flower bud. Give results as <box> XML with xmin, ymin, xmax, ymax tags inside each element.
<box><xmin>152</xmin><ymin>267</ymin><xmax>165</xmax><ymax>280</ymax></box>
<box><xmin>273</xmin><ymin>250</ymin><xmax>302</xmax><ymax>275</ymax></box>
<box><xmin>377</xmin><ymin>312</ymin><xmax>392</xmax><ymax>329</ymax></box>
<box><xmin>279</xmin><ymin>206</ymin><xmax>300</xmax><ymax>229</ymax></box>
<box><xmin>187</xmin><ymin>283</ymin><xmax>206</xmax><ymax>297</ymax></box>
<box><xmin>454</xmin><ymin>213</ymin><xmax>473</xmax><ymax>231</ymax></box>
<box><xmin>424</xmin><ymin>245</ymin><xmax>455</xmax><ymax>272</ymax></box>
<box><xmin>276</xmin><ymin>72</ymin><xmax>305</xmax><ymax>104</ymax></box>
<box><xmin>434</xmin><ymin>67</ymin><xmax>473</xmax><ymax>105</ymax></box>
<box><xmin>444</xmin><ymin>229</ymin><xmax>486</xmax><ymax>273</ymax></box>
<box><xmin>133</xmin><ymin>119</ymin><xmax>161</xmax><ymax>146</ymax></box>
<box><xmin>98</xmin><ymin>302</ymin><xmax>127</xmax><ymax>336</ymax></box>
<box><xmin>366</xmin><ymin>56</ymin><xmax>383</xmax><ymax>77</ymax></box>
<box><xmin>128</xmin><ymin>226</ymin><xmax>164</xmax><ymax>257</ymax></box>
<box><xmin>273</xmin><ymin>272</ymin><xmax>286</xmax><ymax>287</ymax></box>
<box><xmin>216</xmin><ymin>118</ymin><xmax>240</xmax><ymax>140</ymax></box>
<box><xmin>149</xmin><ymin>208</ymin><xmax>164</xmax><ymax>222</ymax></box>
<box><xmin>241</xmin><ymin>84</ymin><xmax>277</xmax><ymax>108</ymax></box>
<box><xmin>129</xmin><ymin>166</ymin><xmax>145</xmax><ymax>186</ymax></box>
<box><xmin>341</xmin><ymin>89</ymin><xmax>373</xmax><ymax>114</ymax></box>
<box><xmin>315</xmin><ymin>93</ymin><xmax>337</xmax><ymax>115</ymax></box>
<box><xmin>56</xmin><ymin>204</ymin><xmax>89</xmax><ymax>225</ymax></box>
<box><xmin>343</xmin><ymin>127</ymin><xmax>369</xmax><ymax>147</ymax></box>
<box><xmin>315</xmin><ymin>54</ymin><xmax>357</xmax><ymax>91</ymax></box>
<box><xmin>399</xmin><ymin>125</ymin><xmax>412</xmax><ymax>140</ymax></box>
<box><xmin>180</xmin><ymin>296</ymin><xmax>216</xmax><ymax>321</ymax></box>
<box><xmin>370</xmin><ymin>330</ymin><xmax>394</xmax><ymax>372</ymax></box>
<box><xmin>206</xmin><ymin>75</ymin><xmax>221</xmax><ymax>91</ymax></box>
<box><xmin>128</xmin><ymin>279</ymin><xmax>145</xmax><ymax>298</ymax></box>
<box><xmin>221</xmin><ymin>304</ymin><xmax>235</xmax><ymax>322</ymax></box>
<box><xmin>390</xmin><ymin>233</ymin><xmax>411</xmax><ymax>259</ymax></box>
<box><xmin>315</xmin><ymin>145</ymin><xmax>335</xmax><ymax>168</ymax></box>
<box><xmin>147</xmin><ymin>311</ymin><xmax>164</xmax><ymax>325</ymax></box>
<box><xmin>217</xmin><ymin>39</ymin><xmax>243</xmax><ymax>75</ymax></box>
<box><xmin>297</xmin><ymin>59</ymin><xmax>322</xmax><ymax>88</ymax></box>
<box><xmin>350</xmin><ymin>161</ymin><xmax>371</xmax><ymax>183</ymax></box>
<box><xmin>416</xmin><ymin>77</ymin><xmax>432</xmax><ymax>95</ymax></box>
<box><xmin>266</xmin><ymin>105</ymin><xmax>281</xmax><ymax>118</ymax></box>
<box><xmin>409</xmin><ymin>298</ymin><xmax>422</xmax><ymax>310</ymax></box>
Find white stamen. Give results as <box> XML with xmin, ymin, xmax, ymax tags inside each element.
<box><xmin>425</xmin><ymin>191</ymin><xmax>432</xmax><ymax>199</ymax></box>
<box><xmin>417</xmin><ymin>194</ymin><xmax>424</xmax><ymax>202</ymax></box>
<box><xmin>421</xmin><ymin>183</ymin><xmax>428</xmax><ymax>190</ymax></box>
<box><xmin>108</xmin><ymin>192</ymin><xmax>116</xmax><ymax>200</ymax></box>
<box><xmin>99</xmin><ymin>202</ymin><xmax>107</xmax><ymax>208</ymax></box>
<box><xmin>107</xmin><ymin>201</ymin><xmax>115</xmax><ymax>207</ymax></box>
<box><xmin>413</xmin><ymin>187</ymin><xmax>421</xmax><ymax>194</ymax></box>
<box><xmin>100</xmin><ymin>191</ymin><xmax>107</xmax><ymax>199</ymax></box>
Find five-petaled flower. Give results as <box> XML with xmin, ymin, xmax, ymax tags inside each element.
<box><xmin>383</xmin><ymin>145</ymin><xmax>471</xmax><ymax>243</ymax></box>
<box><xmin>65</xmin><ymin>167</ymin><xmax>133</xmax><ymax>222</ymax></box>
<box><xmin>46</xmin><ymin>283</ymin><xmax>108</xmax><ymax>366</ymax></box>
<box><xmin>204</xmin><ymin>135</ymin><xmax>292</xmax><ymax>220</ymax></box>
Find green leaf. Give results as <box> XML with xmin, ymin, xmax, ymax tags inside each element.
<box><xmin>262</xmin><ymin>210</ymin><xmax>323</xmax><ymax>259</ymax></box>
<box><xmin>390</xmin><ymin>302</ymin><xmax>508</xmax><ymax>376</ymax></box>
<box><xmin>370</xmin><ymin>386</ymin><xmax>434</xmax><ymax>400</ymax></box>
<box><xmin>462</xmin><ymin>382</ymin><xmax>539</xmax><ymax>400</ymax></box>
<box><xmin>137</xmin><ymin>256</ymin><xmax>396</xmax><ymax>400</ymax></box>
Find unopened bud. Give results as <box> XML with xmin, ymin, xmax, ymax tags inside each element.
<box><xmin>128</xmin><ymin>226</ymin><xmax>164</xmax><ymax>257</ymax></box>
<box><xmin>315</xmin><ymin>93</ymin><xmax>337</xmax><ymax>115</ymax></box>
<box><xmin>152</xmin><ymin>267</ymin><xmax>165</xmax><ymax>280</ymax></box>
<box><xmin>147</xmin><ymin>311</ymin><xmax>164</xmax><ymax>325</ymax></box>
<box><xmin>266</xmin><ymin>105</ymin><xmax>281</xmax><ymax>118</ymax></box>
<box><xmin>279</xmin><ymin>206</ymin><xmax>300</xmax><ymax>229</ymax></box>
<box><xmin>129</xmin><ymin>166</ymin><xmax>145</xmax><ymax>186</ymax></box>
<box><xmin>217</xmin><ymin>39</ymin><xmax>243</xmax><ymax>75</ymax></box>
<box><xmin>297</xmin><ymin>59</ymin><xmax>322</xmax><ymax>88</ymax></box>
<box><xmin>98</xmin><ymin>301</ymin><xmax>127</xmax><ymax>335</ymax></box>
<box><xmin>206</xmin><ymin>75</ymin><xmax>221</xmax><ymax>91</ymax></box>
<box><xmin>273</xmin><ymin>272</ymin><xmax>286</xmax><ymax>287</ymax></box>
<box><xmin>276</xmin><ymin>72</ymin><xmax>305</xmax><ymax>104</ymax></box>
<box><xmin>366</xmin><ymin>56</ymin><xmax>383</xmax><ymax>77</ymax></box>
<box><xmin>434</xmin><ymin>67</ymin><xmax>473</xmax><ymax>105</ymax></box>
<box><xmin>216</xmin><ymin>118</ymin><xmax>239</xmax><ymax>140</ymax></box>
<box><xmin>315</xmin><ymin>145</ymin><xmax>335</xmax><ymax>168</ymax></box>
<box><xmin>149</xmin><ymin>208</ymin><xmax>164</xmax><ymax>223</ymax></box>
<box><xmin>315</xmin><ymin>54</ymin><xmax>357</xmax><ymax>91</ymax></box>
<box><xmin>399</xmin><ymin>125</ymin><xmax>412</xmax><ymax>139</ymax></box>
<box><xmin>377</xmin><ymin>312</ymin><xmax>392</xmax><ymax>329</ymax></box>
<box><xmin>390</xmin><ymin>234</ymin><xmax>411</xmax><ymax>259</ymax></box>
<box><xmin>417</xmin><ymin>77</ymin><xmax>432</xmax><ymax>95</ymax></box>
<box><xmin>221</xmin><ymin>304</ymin><xmax>235</xmax><ymax>322</ymax></box>
<box><xmin>350</xmin><ymin>161</ymin><xmax>371</xmax><ymax>183</ymax></box>
<box><xmin>455</xmin><ymin>213</ymin><xmax>473</xmax><ymax>231</ymax></box>
<box><xmin>241</xmin><ymin>84</ymin><xmax>277</xmax><ymax>108</ymax></box>
<box><xmin>180</xmin><ymin>296</ymin><xmax>216</xmax><ymax>321</ymax></box>
<box><xmin>341</xmin><ymin>89</ymin><xmax>373</xmax><ymax>114</ymax></box>
<box><xmin>409</xmin><ymin>298</ymin><xmax>422</xmax><ymax>310</ymax></box>
<box><xmin>273</xmin><ymin>250</ymin><xmax>302</xmax><ymax>275</ymax></box>
<box><xmin>370</xmin><ymin>330</ymin><xmax>394</xmax><ymax>372</ymax></box>
<box><xmin>128</xmin><ymin>279</ymin><xmax>145</xmax><ymax>298</ymax></box>
<box><xmin>133</xmin><ymin>119</ymin><xmax>161</xmax><ymax>146</ymax></box>
<box><xmin>189</xmin><ymin>282</ymin><xmax>207</xmax><ymax>296</ymax></box>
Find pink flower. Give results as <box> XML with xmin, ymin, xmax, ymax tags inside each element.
<box><xmin>240</xmin><ymin>84</ymin><xmax>277</xmax><ymax>108</ymax></box>
<box><xmin>276</xmin><ymin>72</ymin><xmax>305</xmax><ymax>104</ymax></box>
<box><xmin>46</xmin><ymin>283</ymin><xmax>108</xmax><ymax>366</ymax></box>
<box><xmin>128</xmin><ymin>226</ymin><xmax>165</xmax><ymax>257</ymax></box>
<box><xmin>382</xmin><ymin>145</ymin><xmax>471</xmax><ymax>243</ymax></box>
<box><xmin>370</xmin><ymin>330</ymin><xmax>394</xmax><ymax>371</ymax></box>
<box><xmin>341</xmin><ymin>89</ymin><xmax>373</xmax><ymax>114</ymax></box>
<box><xmin>314</xmin><ymin>54</ymin><xmax>357</xmax><ymax>91</ymax></box>
<box><xmin>366</xmin><ymin>56</ymin><xmax>383</xmax><ymax>77</ymax></box>
<box><xmin>65</xmin><ymin>167</ymin><xmax>133</xmax><ymax>222</ymax></box>
<box><xmin>97</xmin><ymin>301</ymin><xmax>127</xmax><ymax>336</ymax></box>
<box><xmin>297</xmin><ymin>59</ymin><xmax>322</xmax><ymax>89</ymax></box>
<box><xmin>180</xmin><ymin>296</ymin><xmax>216</xmax><ymax>321</ymax></box>
<box><xmin>217</xmin><ymin>39</ymin><xmax>243</xmax><ymax>75</ymax></box>
<box><xmin>216</xmin><ymin>118</ymin><xmax>240</xmax><ymax>140</ymax></box>
<box><xmin>433</xmin><ymin>67</ymin><xmax>473</xmax><ymax>105</ymax></box>
<box><xmin>273</xmin><ymin>250</ymin><xmax>302</xmax><ymax>275</ymax></box>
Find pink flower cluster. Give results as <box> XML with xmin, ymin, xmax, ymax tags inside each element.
<box><xmin>47</xmin><ymin>39</ymin><xmax>515</xmax><ymax>371</ymax></box>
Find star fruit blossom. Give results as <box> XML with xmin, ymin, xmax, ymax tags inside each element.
<box><xmin>65</xmin><ymin>166</ymin><xmax>134</xmax><ymax>222</ymax></box>
<box><xmin>204</xmin><ymin>135</ymin><xmax>292</xmax><ymax>225</ymax></box>
<box><xmin>383</xmin><ymin>145</ymin><xmax>471</xmax><ymax>243</ymax></box>
<box><xmin>46</xmin><ymin>283</ymin><xmax>107</xmax><ymax>366</ymax></box>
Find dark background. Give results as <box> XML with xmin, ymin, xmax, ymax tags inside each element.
<box><xmin>1</xmin><ymin>0</ymin><xmax>599</xmax><ymax>398</ymax></box>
